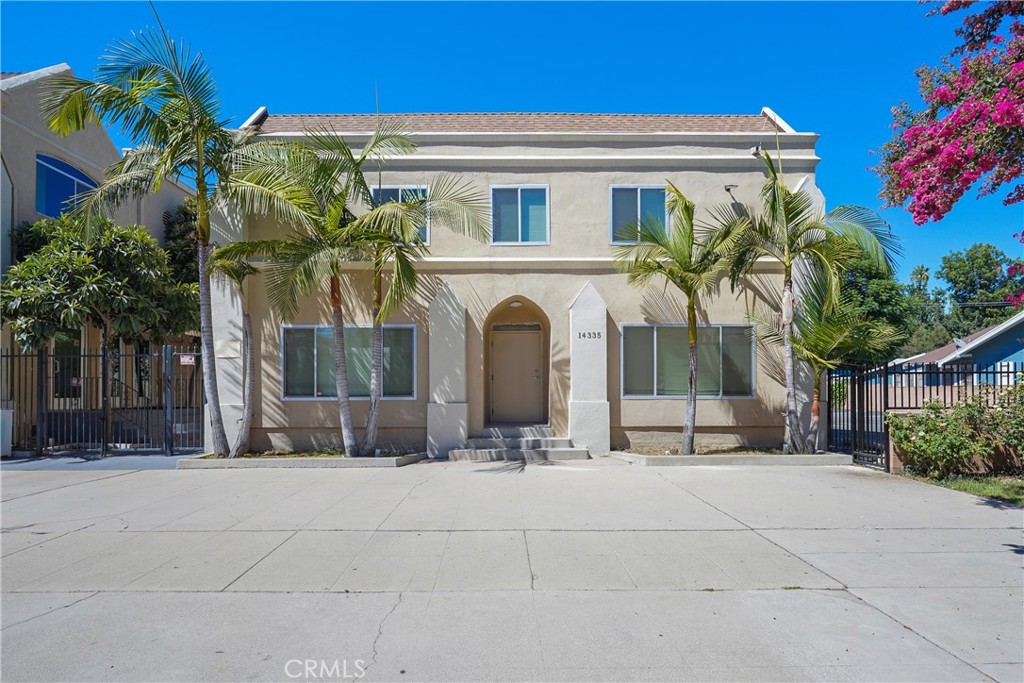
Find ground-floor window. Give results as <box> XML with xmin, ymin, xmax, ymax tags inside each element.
<box><xmin>622</xmin><ymin>324</ymin><xmax>754</xmax><ymax>398</ymax></box>
<box><xmin>282</xmin><ymin>325</ymin><xmax>416</xmax><ymax>399</ymax></box>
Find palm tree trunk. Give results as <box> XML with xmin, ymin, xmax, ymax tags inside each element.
<box><xmin>195</xmin><ymin>183</ymin><xmax>230</xmax><ymax>457</ymax></box>
<box><xmin>805</xmin><ymin>372</ymin><xmax>821</xmax><ymax>454</ymax></box>
<box><xmin>360</xmin><ymin>267</ymin><xmax>384</xmax><ymax>456</ymax></box>
<box><xmin>229</xmin><ymin>300</ymin><xmax>254</xmax><ymax>458</ymax></box>
<box><xmin>683</xmin><ymin>299</ymin><xmax>698</xmax><ymax>456</ymax></box>
<box><xmin>330</xmin><ymin>275</ymin><xmax>359</xmax><ymax>455</ymax></box>
<box><xmin>781</xmin><ymin>276</ymin><xmax>800</xmax><ymax>453</ymax></box>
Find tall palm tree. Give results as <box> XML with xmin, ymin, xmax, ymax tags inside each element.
<box><xmin>614</xmin><ymin>183</ymin><xmax>742</xmax><ymax>455</ymax></box>
<box><xmin>346</xmin><ymin>179</ymin><xmax>488</xmax><ymax>454</ymax></box>
<box><xmin>722</xmin><ymin>152</ymin><xmax>902</xmax><ymax>452</ymax></box>
<box><xmin>217</xmin><ymin>122</ymin><xmax>487</xmax><ymax>456</ymax></box>
<box><xmin>207</xmin><ymin>253</ymin><xmax>257</xmax><ymax>458</ymax></box>
<box><xmin>41</xmin><ymin>19</ymin><xmax>240</xmax><ymax>456</ymax></box>
<box><xmin>751</xmin><ymin>271</ymin><xmax>904</xmax><ymax>453</ymax></box>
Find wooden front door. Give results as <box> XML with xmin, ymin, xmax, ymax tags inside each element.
<box><xmin>490</xmin><ymin>329</ymin><xmax>545</xmax><ymax>424</ymax></box>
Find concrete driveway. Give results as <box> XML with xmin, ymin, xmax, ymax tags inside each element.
<box><xmin>1</xmin><ymin>459</ymin><xmax>1021</xmax><ymax>682</ymax></box>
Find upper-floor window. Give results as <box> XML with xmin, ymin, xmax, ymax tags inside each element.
<box><xmin>35</xmin><ymin>154</ymin><xmax>96</xmax><ymax>218</ymax></box>
<box><xmin>282</xmin><ymin>324</ymin><xmax>416</xmax><ymax>400</ymax></box>
<box><xmin>371</xmin><ymin>186</ymin><xmax>429</xmax><ymax>244</ymax></box>
<box><xmin>610</xmin><ymin>186</ymin><xmax>667</xmax><ymax>244</ymax></box>
<box><xmin>492</xmin><ymin>186</ymin><xmax>548</xmax><ymax>244</ymax></box>
<box><xmin>621</xmin><ymin>324</ymin><xmax>754</xmax><ymax>398</ymax></box>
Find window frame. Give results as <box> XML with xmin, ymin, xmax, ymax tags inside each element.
<box><xmin>489</xmin><ymin>184</ymin><xmax>551</xmax><ymax>246</ymax></box>
<box><xmin>619</xmin><ymin>322</ymin><xmax>757</xmax><ymax>400</ymax></box>
<box><xmin>279</xmin><ymin>323</ymin><xmax>418</xmax><ymax>402</ymax></box>
<box><xmin>371</xmin><ymin>185</ymin><xmax>430</xmax><ymax>246</ymax></box>
<box><xmin>35</xmin><ymin>154</ymin><xmax>97</xmax><ymax>218</ymax></box>
<box><xmin>608</xmin><ymin>185</ymin><xmax>669</xmax><ymax>245</ymax></box>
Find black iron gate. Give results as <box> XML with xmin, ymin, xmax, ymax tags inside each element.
<box><xmin>827</xmin><ymin>363</ymin><xmax>889</xmax><ymax>470</ymax></box>
<box><xmin>1</xmin><ymin>344</ymin><xmax>204</xmax><ymax>456</ymax></box>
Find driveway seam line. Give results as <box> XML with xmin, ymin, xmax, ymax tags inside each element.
<box><xmin>0</xmin><ymin>470</ymin><xmax>141</xmax><ymax>503</ymax></box>
<box><xmin>220</xmin><ymin>530</ymin><xmax>299</xmax><ymax>592</ymax></box>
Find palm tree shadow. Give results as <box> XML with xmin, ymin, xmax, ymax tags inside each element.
<box><xmin>1002</xmin><ymin>543</ymin><xmax>1024</xmax><ymax>555</ymax></box>
<box><xmin>474</xmin><ymin>459</ymin><xmax>562</xmax><ymax>475</ymax></box>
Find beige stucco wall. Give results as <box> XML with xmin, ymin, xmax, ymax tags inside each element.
<box><xmin>211</xmin><ymin>123</ymin><xmax>819</xmax><ymax>452</ymax></box>
<box><xmin>239</xmin><ymin>262</ymin><xmax>785</xmax><ymax>452</ymax></box>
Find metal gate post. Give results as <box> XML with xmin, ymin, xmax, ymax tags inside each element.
<box><xmin>35</xmin><ymin>348</ymin><xmax>47</xmax><ymax>456</ymax></box>
<box><xmin>882</xmin><ymin>361</ymin><xmax>890</xmax><ymax>472</ymax></box>
<box><xmin>101</xmin><ymin>341</ymin><xmax>109</xmax><ymax>456</ymax></box>
<box><xmin>164</xmin><ymin>345</ymin><xmax>174</xmax><ymax>456</ymax></box>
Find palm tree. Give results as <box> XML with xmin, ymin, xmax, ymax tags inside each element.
<box><xmin>346</xmin><ymin>178</ymin><xmax>488</xmax><ymax>454</ymax></box>
<box><xmin>217</xmin><ymin>122</ymin><xmax>487</xmax><ymax>456</ymax></box>
<box><xmin>614</xmin><ymin>183</ymin><xmax>742</xmax><ymax>455</ymax></box>
<box><xmin>722</xmin><ymin>152</ymin><xmax>901</xmax><ymax>452</ymax></box>
<box><xmin>41</xmin><ymin>19</ymin><xmax>240</xmax><ymax>456</ymax></box>
<box><xmin>207</xmin><ymin>252</ymin><xmax>257</xmax><ymax>457</ymax></box>
<box><xmin>751</xmin><ymin>271</ymin><xmax>904</xmax><ymax>453</ymax></box>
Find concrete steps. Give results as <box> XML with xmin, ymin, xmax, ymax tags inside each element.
<box><xmin>449</xmin><ymin>426</ymin><xmax>590</xmax><ymax>461</ymax></box>
<box><xmin>466</xmin><ymin>437</ymin><xmax>573</xmax><ymax>449</ymax></box>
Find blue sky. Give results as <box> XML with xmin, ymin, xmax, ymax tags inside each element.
<box><xmin>2</xmin><ymin>1</ymin><xmax>1022</xmax><ymax>282</ymax></box>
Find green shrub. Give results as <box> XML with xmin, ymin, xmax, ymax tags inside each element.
<box><xmin>885</xmin><ymin>401</ymin><xmax>996</xmax><ymax>478</ymax></box>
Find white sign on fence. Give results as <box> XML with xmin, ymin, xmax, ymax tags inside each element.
<box><xmin>179</xmin><ymin>354</ymin><xmax>195</xmax><ymax>366</ymax></box>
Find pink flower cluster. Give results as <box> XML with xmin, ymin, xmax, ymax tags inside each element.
<box><xmin>890</xmin><ymin>15</ymin><xmax>1024</xmax><ymax>225</ymax></box>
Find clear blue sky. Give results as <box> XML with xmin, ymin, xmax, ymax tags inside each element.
<box><xmin>2</xmin><ymin>1</ymin><xmax>1022</xmax><ymax>282</ymax></box>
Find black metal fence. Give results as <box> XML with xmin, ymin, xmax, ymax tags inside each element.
<box><xmin>1</xmin><ymin>345</ymin><xmax>204</xmax><ymax>456</ymax></box>
<box><xmin>827</xmin><ymin>361</ymin><xmax>1023</xmax><ymax>471</ymax></box>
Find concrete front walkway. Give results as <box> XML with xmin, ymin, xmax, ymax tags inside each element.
<box><xmin>1</xmin><ymin>459</ymin><xmax>1021</xmax><ymax>682</ymax></box>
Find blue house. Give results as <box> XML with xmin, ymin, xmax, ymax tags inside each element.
<box><xmin>894</xmin><ymin>309</ymin><xmax>1024</xmax><ymax>387</ymax></box>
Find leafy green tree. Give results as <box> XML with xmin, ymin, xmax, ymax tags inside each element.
<box><xmin>614</xmin><ymin>184</ymin><xmax>741</xmax><ymax>455</ymax></box>
<box><xmin>839</xmin><ymin>251</ymin><xmax>911</xmax><ymax>362</ymax></box>
<box><xmin>1</xmin><ymin>217</ymin><xmax>198</xmax><ymax>446</ymax></box>
<box><xmin>41</xmin><ymin>19</ymin><xmax>242</xmax><ymax>456</ymax></box>
<box><xmin>164</xmin><ymin>198</ymin><xmax>199</xmax><ymax>285</ymax></box>
<box><xmin>719</xmin><ymin>152</ymin><xmax>901</xmax><ymax>453</ymax></box>
<box><xmin>217</xmin><ymin>121</ymin><xmax>487</xmax><ymax>456</ymax></box>
<box><xmin>752</xmin><ymin>271</ymin><xmax>903</xmax><ymax>453</ymax></box>
<box><xmin>938</xmin><ymin>243</ymin><xmax>1024</xmax><ymax>336</ymax></box>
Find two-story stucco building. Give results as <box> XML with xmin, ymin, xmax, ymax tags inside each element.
<box><xmin>208</xmin><ymin>108</ymin><xmax>820</xmax><ymax>458</ymax></box>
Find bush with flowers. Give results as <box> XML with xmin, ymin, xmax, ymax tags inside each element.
<box><xmin>886</xmin><ymin>380</ymin><xmax>1024</xmax><ymax>477</ymax></box>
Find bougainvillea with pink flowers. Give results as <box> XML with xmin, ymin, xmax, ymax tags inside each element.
<box><xmin>876</xmin><ymin>1</ymin><xmax>1024</xmax><ymax>306</ymax></box>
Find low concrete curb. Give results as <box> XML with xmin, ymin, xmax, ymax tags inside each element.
<box><xmin>608</xmin><ymin>452</ymin><xmax>854</xmax><ymax>467</ymax></box>
<box><xmin>176</xmin><ymin>453</ymin><xmax>428</xmax><ymax>469</ymax></box>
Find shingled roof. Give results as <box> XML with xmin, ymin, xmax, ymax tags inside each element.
<box><xmin>252</xmin><ymin>111</ymin><xmax>784</xmax><ymax>135</ymax></box>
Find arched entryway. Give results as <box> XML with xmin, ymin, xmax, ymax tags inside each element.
<box><xmin>484</xmin><ymin>297</ymin><xmax>550</xmax><ymax>425</ymax></box>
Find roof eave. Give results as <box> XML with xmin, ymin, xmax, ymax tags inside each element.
<box><xmin>936</xmin><ymin>309</ymin><xmax>1024</xmax><ymax>366</ymax></box>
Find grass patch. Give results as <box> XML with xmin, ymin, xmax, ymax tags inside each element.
<box><xmin>908</xmin><ymin>473</ymin><xmax>1024</xmax><ymax>506</ymax></box>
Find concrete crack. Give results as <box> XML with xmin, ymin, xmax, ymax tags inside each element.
<box><xmin>366</xmin><ymin>591</ymin><xmax>403</xmax><ymax>673</ymax></box>
<box><xmin>1</xmin><ymin>592</ymin><xmax>98</xmax><ymax>631</ymax></box>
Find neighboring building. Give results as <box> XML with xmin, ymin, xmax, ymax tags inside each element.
<box><xmin>1</xmin><ymin>63</ymin><xmax>187</xmax><ymax>275</ymax></box>
<box><xmin>893</xmin><ymin>309</ymin><xmax>1024</xmax><ymax>388</ymax></box>
<box><xmin>1</xmin><ymin>64</ymin><xmax>190</xmax><ymax>452</ymax></box>
<box><xmin>209</xmin><ymin>108</ymin><xmax>822</xmax><ymax>457</ymax></box>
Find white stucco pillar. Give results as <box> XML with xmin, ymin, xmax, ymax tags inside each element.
<box><xmin>427</xmin><ymin>283</ymin><xmax>468</xmax><ymax>458</ymax></box>
<box><xmin>203</xmin><ymin>202</ymin><xmax>246</xmax><ymax>453</ymax></box>
<box><xmin>569</xmin><ymin>281</ymin><xmax>610</xmax><ymax>455</ymax></box>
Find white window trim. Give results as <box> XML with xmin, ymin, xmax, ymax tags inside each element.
<box><xmin>35</xmin><ymin>155</ymin><xmax>97</xmax><ymax>218</ymax></box>
<box><xmin>279</xmin><ymin>323</ymin><xmax>417</xmax><ymax>402</ymax></box>
<box><xmin>609</xmin><ymin>185</ymin><xmax>668</xmax><ymax>245</ymax></box>
<box><xmin>372</xmin><ymin>185</ymin><xmax>430</xmax><ymax>246</ymax></box>
<box><xmin>489</xmin><ymin>184</ymin><xmax>551</xmax><ymax>246</ymax></box>
<box><xmin>620</xmin><ymin>322</ymin><xmax>757</xmax><ymax>400</ymax></box>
